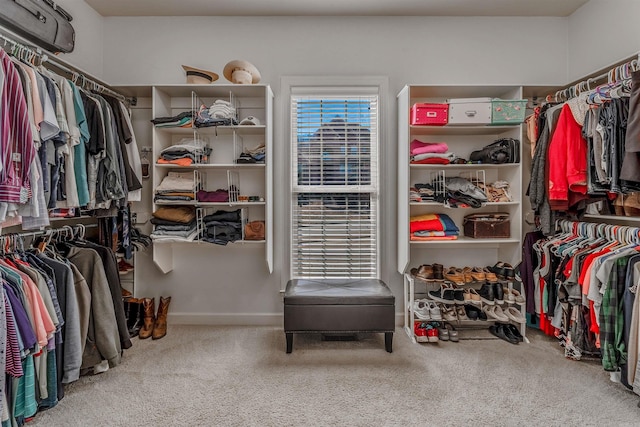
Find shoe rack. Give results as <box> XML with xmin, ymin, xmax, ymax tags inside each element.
<box><xmin>397</xmin><ymin>85</ymin><xmax>527</xmax><ymax>343</ymax></box>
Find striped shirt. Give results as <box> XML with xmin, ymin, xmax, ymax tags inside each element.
<box><xmin>0</xmin><ymin>49</ymin><xmax>36</xmax><ymax>203</ymax></box>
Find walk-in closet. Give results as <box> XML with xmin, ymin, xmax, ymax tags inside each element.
<box><xmin>0</xmin><ymin>0</ymin><xmax>640</xmax><ymax>425</ymax></box>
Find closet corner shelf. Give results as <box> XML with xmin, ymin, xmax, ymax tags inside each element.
<box><xmin>409</xmin><ymin>124</ymin><xmax>520</xmax><ymax>136</ymax></box>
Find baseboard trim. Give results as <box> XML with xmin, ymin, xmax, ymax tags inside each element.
<box><xmin>168</xmin><ymin>313</ymin><xmax>283</xmax><ymax>326</ymax></box>
<box><xmin>168</xmin><ymin>313</ymin><xmax>406</xmax><ymax>327</ymax></box>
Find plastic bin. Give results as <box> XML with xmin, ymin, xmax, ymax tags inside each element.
<box><xmin>491</xmin><ymin>99</ymin><xmax>527</xmax><ymax>125</ymax></box>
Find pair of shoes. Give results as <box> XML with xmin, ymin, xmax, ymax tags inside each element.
<box><xmin>456</xmin><ymin>306</ymin><xmax>468</xmax><ymax>320</ymax></box>
<box><xmin>483</xmin><ymin>305</ymin><xmax>509</xmax><ymax>322</ymax></box>
<box><xmin>504</xmin><ymin>307</ymin><xmax>526</xmax><ymax>323</ymax></box>
<box><xmin>489</xmin><ymin>262</ymin><xmax>515</xmax><ymax>281</ymax></box>
<box><xmin>139</xmin><ymin>296</ymin><xmax>172</xmax><ymax>340</ymax></box>
<box><xmin>489</xmin><ymin>323</ymin><xmax>522</xmax><ymax>344</ymax></box>
<box><xmin>414</xmin><ymin>321</ymin><xmax>429</xmax><ymax>343</ymax></box>
<box><xmin>483</xmin><ymin>267</ymin><xmax>499</xmax><ymax>283</ymax></box>
<box><xmin>425</xmin><ymin>323</ymin><xmax>439</xmax><ymax>343</ymax></box>
<box><xmin>429</xmin><ymin>283</ymin><xmax>455</xmax><ymax>304</ymax></box>
<box><xmin>447</xmin><ymin>324</ymin><xmax>460</xmax><ymax>342</ymax></box>
<box><xmin>118</xmin><ymin>259</ymin><xmax>134</xmax><ymax>275</ymax></box>
<box><xmin>465</xmin><ymin>305</ymin><xmax>487</xmax><ymax>321</ymax></box>
<box><xmin>410</xmin><ymin>263</ymin><xmax>444</xmax><ymax>282</ymax></box>
<box><xmin>503</xmin><ymin>287</ymin><xmax>526</xmax><ymax>305</ymax></box>
<box><xmin>444</xmin><ymin>267</ymin><xmax>466</xmax><ymax>285</ymax></box>
<box><xmin>478</xmin><ymin>282</ymin><xmax>505</xmax><ymax>305</ymax></box>
<box><xmin>463</xmin><ymin>288</ymin><xmax>481</xmax><ymax>305</ymax></box>
<box><xmin>438</xmin><ymin>325</ymin><xmax>449</xmax><ymax>341</ymax></box>
<box><xmin>461</xmin><ymin>266</ymin><xmax>486</xmax><ymax>283</ymax></box>
<box><xmin>413</xmin><ymin>299</ymin><xmax>441</xmax><ymax>321</ymax></box>
<box><xmin>440</xmin><ymin>305</ymin><xmax>458</xmax><ymax>322</ymax></box>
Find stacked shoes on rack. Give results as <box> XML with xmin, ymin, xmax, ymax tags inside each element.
<box><xmin>409</xmin><ymin>261</ymin><xmax>527</xmax><ymax>336</ymax></box>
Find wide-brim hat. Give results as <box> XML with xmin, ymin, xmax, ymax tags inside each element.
<box><xmin>182</xmin><ymin>65</ymin><xmax>219</xmax><ymax>84</ymax></box>
<box><xmin>223</xmin><ymin>60</ymin><xmax>261</xmax><ymax>84</ymax></box>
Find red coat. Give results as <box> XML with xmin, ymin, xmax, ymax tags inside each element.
<box><xmin>547</xmin><ymin>104</ymin><xmax>588</xmax><ymax>211</ymax></box>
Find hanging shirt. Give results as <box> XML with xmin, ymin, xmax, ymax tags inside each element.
<box><xmin>0</xmin><ymin>50</ymin><xmax>36</xmax><ymax>204</ymax></box>
<box><xmin>69</xmin><ymin>81</ymin><xmax>90</xmax><ymax>206</ymax></box>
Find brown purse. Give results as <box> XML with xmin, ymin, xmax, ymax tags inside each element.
<box><xmin>244</xmin><ymin>221</ymin><xmax>265</xmax><ymax>240</ymax></box>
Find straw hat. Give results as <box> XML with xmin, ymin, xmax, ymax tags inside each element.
<box><xmin>223</xmin><ymin>60</ymin><xmax>261</xmax><ymax>84</ymax></box>
<box><xmin>182</xmin><ymin>65</ymin><xmax>219</xmax><ymax>84</ymax></box>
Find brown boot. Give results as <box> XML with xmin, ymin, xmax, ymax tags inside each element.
<box><xmin>152</xmin><ymin>296</ymin><xmax>171</xmax><ymax>340</ymax></box>
<box><xmin>138</xmin><ymin>298</ymin><xmax>155</xmax><ymax>339</ymax></box>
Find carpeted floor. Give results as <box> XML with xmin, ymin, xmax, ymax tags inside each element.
<box><xmin>28</xmin><ymin>325</ymin><xmax>640</xmax><ymax>426</ymax></box>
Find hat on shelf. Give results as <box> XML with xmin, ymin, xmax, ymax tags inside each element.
<box><xmin>182</xmin><ymin>65</ymin><xmax>219</xmax><ymax>84</ymax></box>
<box><xmin>239</xmin><ymin>116</ymin><xmax>261</xmax><ymax>126</ymax></box>
<box><xmin>223</xmin><ymin>60</ymin><xmax>261</xmax><ymax>84</ymax></box>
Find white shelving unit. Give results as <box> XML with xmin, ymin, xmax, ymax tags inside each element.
<box><xmin>397</xmin><ymin>85</ymin><xmax>527</xmax><ymax>343</ymax></box>
<box><xmin>150</xmin><ymin>84</ymin><xmax>273</xmax><ymax>274</ymax></box>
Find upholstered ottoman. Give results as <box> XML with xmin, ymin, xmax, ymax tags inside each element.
<box><xmin>284</xmin><ymin>279</ymin><xmax>395</xmax><ymax>353</ymax></box>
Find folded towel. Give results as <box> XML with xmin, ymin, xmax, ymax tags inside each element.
<box><xmin>410</xmin><ymin>139</ymin><xmax>449</xmax><ymax>155</ymax></box>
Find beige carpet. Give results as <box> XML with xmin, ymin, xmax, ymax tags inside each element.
<box><xmin>28</xmin><ymin>325</ymin><xmax>640</xmax><ymax>426</ymax></box>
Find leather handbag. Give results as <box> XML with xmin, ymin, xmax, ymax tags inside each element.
<box><xmin>0</xmin><ymin>0</ymin><xmax>75</xmax><ymax>53</ymax></box>
<box><xmin>244</xmin><ymin>221</ymin><xmax>265</xmax><ymax>240</ymax></box>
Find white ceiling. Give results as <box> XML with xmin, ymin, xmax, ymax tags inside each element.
<box><xmin>85</xmin><ymin>0</ymin><xmax>590</xmax><ymax>17</ymax></box>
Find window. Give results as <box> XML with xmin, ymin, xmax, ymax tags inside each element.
<box><xmin>290</xmin><ymin>89</ymin><xmax>380</xmax><ymax>279</ymax></box>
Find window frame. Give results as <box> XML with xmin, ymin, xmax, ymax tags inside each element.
<box><xmin>282</xmin><ymin>76</ymin><xmax>387</xmax><ymax>280</ymax></box>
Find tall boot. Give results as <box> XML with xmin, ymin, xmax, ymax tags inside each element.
<box><xmin>152</xmin><ymin>296</ymin><xmax>171</xmax><ymax>340</ymax></box>
<box><xmin>127</xmin><ymin>298</ymin><xmax>143</xmax><ymax>338</ymax></box>
<box><xmin>138</xmin><ymin>298</ymin><xmax>155</xmax><ymax>339</ymax></box>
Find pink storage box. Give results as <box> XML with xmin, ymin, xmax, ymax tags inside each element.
<box><xmin>410</xmin><ymin>103</ymin><xmax>449</xmax><ymax>126</ymax></box>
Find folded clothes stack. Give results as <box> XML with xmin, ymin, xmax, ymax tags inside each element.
<box><xmin>150</xmin><ymin>206</ymin><xmax>198</xmax><ymax>242</ymax></box>
<box><xmin>195</xmin><ymin>100</ymin><xmax>239</xmax><ymax>127</ymax></box>
<box><xmin>410</xmin><ymin>183</ymin><xmax>436</xmax><ymax>202</ymax></box>
<box><xmin>157</xmin><ymin>138</ymin><xmax>212</xmax><ymax>166</ymax></box>
<box><xmin>410</xmin><ymin>139</ymin><xmax>456</xmax><ymax>164</ymax></box>
<box><xmin>410</xmin><ymin>213</ymin><xmax>459</xmax><ymax>240</ymax></box>
<box><xmin>154</xmin><ymin>171</ymin><xmax>197</xmax><ymax>203</ymax></box>
<box><xmin>237</xmin><ymin>143</ymin><xmax>266</xmax><ymax>164</ymax></box>
<box><xmin>196</xmin><ymin>188</ymin><xmax>229</xmax><ymax>202</ymax></box>
<box><xmin>201</xmin><ymin>209</ymin><xmax>243</xmax><ymax>245</ymax></box>
<box><xmin>151</xmin><ymin>111</ymin><xmax>195</xmax><ymax>128</ymax></box>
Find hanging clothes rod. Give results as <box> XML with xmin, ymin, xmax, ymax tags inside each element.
<box><xmin>0</xmin><ymin>30</ymin><xmax>134</xmax><ymax>105</ymax></box>
<box><xmin>0</xmin><ymin>223</ymin><xmax>97</xmax><ymax>241</ymax></box>
<box><xmin>555</xmin><ymin>219</ymin><xmax>640</xmax><ymax>244</ymax></box>
<box><xmin>545</xmin><ymin>53</ymin><xmax>640</xmax><ymax>102</ymax></box>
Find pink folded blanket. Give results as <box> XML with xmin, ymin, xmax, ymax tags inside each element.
<box><xmin>410</xmin><ymin>139</ymin><xmax>448</xmax><ymax>155</ymax></box>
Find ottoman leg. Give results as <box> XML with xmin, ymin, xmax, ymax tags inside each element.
<box><xmin>385</xmin><ymin>332</ymin><xmax>393</xmax><ymax>353</ymax></box>
<box><xmin>286</xmin><ymin>333</ymin><xmax>293</xmax><ymax>354</ymax></box>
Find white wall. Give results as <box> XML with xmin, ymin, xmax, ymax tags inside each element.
<box><xmin>100</xmin><ymin>15</ymin><xmax>569</xmax><ymax>324</ymax></box>
<box><xmin>103</xmin><ymin>16</ymin><xmax>567</xmax><ymax>88</ymax></box>
<box><xmin>568</xmin><ymin>0</ymin><xmax>640</xmax><ymax>81</ymax></box>
<box><xmin>54</xmin><ymin>0</ymin><xmax>105</xmax><ymax>77</ymax></box>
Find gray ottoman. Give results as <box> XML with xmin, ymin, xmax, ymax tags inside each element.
<box><xmin>284</xmin><ymin>279</ymin><xmax>395</xmax><ymax>353</ymax></box>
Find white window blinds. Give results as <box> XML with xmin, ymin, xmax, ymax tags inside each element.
<box><xmin>291</xmin><ymin>94</ymin><xmax>379</xmax><ymax>279</ymax></box>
